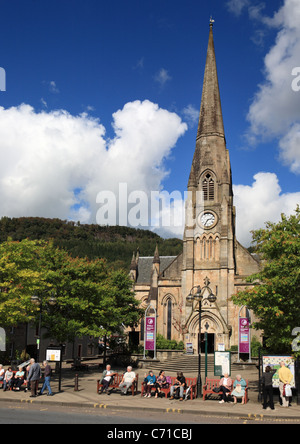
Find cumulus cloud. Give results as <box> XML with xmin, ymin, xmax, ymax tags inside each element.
<box><xmin>233</xmin><ymin>172</ymin><xmax>300</xmax><ymax>246</ymax></box>
<box><xmin>0</xmin><ymin>100</ymin><xmax>187</xmax><ymax>225</ymax></box>
<box><xmin>231</xmin><ymin>0</ymin><xmax>300</xmax><ymax>175</ymax></box>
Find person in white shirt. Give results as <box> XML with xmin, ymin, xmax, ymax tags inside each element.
<box><xmin>119</xmin><ymin>366</ymin><xmax>136</xmax><ymax>395</ymax></box>
<box><xmin>99</xmin><ymin>364</ymin><xmax>117</xmax><ymax>394</ymax></box>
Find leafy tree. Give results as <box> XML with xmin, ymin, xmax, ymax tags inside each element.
<box><xmin>232</xmin><ymin>207</ymin><xmax>300</xmax><ymax>355</ymax></box>
<box><xmin>0</xmin><ymin>239</ymin><xmax>142</xmax><ymax>346</ymax></box>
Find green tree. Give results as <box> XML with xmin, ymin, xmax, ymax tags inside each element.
<box><xmin>232</xmin><ymin>207</ymin><xmax>300</xmax><ymax>355</ymax></box>
<box><xmin>0</xmin><ymin>239</ymin><xmax>142</xmax><ymax>346</ymax></box>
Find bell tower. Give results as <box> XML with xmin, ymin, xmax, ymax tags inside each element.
<box><xmin>182</xmin><ymin>21</ymin><xmax>236</xmax><ymax>349</ymax></box>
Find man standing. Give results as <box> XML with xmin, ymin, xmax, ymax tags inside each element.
<box><xmin>39</xmin><ymin>360</ymin><xmax>53</xmax><ymax>396</ymax></box>
<box><xmin>27</xmin><ymin>358</ymin><xmax>41</xmax><ymax>398</ymax></box>
<box><xmin>119</xmin><ymin>366</ymin><xmax>136</xmax><ymax>395</ymax></box>
<box><xmin>278</xmin><ymin>361</ymin><xmax>293</xmax><ymax>408</ymax></box>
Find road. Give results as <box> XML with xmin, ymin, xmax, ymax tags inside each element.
<box><xmin>0</xmin><ymin>403</ymin><xmax>297</xmax><ymax>426</ymax></box>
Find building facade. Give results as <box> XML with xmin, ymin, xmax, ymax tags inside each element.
<box><xmin>130</xmin><ymin>23</ymin><xmax>261</xmax><ymax>354</ymax></box>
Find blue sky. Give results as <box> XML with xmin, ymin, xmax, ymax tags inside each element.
<box><xmin>0</xmin><ymin>0</ymin><xmax>299</xmax><ymax>246</ymax></box>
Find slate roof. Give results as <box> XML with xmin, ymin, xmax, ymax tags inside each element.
<box><xmin>136</xmin><ymin>256</ymin><xmax>177</xmax><ymax>284</ymax></box>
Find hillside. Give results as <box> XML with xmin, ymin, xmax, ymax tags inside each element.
<box><xmin>0</xmin><ymin>217</ymin><xmax>183</xmax><ymax>269</ymax></box>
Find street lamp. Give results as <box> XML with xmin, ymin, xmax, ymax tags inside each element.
<box><xmin>187</xmin><ymin>277</ymin><xmax>216</xmax><ymax>398</ymax></box>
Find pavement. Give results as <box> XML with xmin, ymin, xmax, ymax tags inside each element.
<box><xmin>0</xmin><ymin>360</ymin><xmax>299</xmax><ymax>423</ymax></box>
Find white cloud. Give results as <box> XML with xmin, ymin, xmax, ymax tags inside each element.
<box><xmin>154</xmin><ymin>68</ymin><xmax>172</xmax><ymax>88</ymax></box>
<box><xmin>233</xmin><ymin>0</ymin><xmax>300</xmax><ymax>174</ymax></box>
<box><xmin>226</xmin><ymin>0</ymin><xmax>250</xmax><ymax>16</ymax></box>
<box><xmin>182</xmin><ymin>104</ymin><xmax>199</xmax><ymax>128</ymax></box>
<box><xmin>49</xmin><ymin>81</ymin><xmax>59</xmax><ymax>94</ymax></box>
<box><xmin>0</xmin><ymin>100</ymin><xmax>187</xmax><ymax>225</ymax></box>
<box><xmin>233</xmin><ymin>172</ymin><xmax>300</xmax><ymax>246</ymax></box>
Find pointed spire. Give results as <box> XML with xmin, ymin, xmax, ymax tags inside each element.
<box><xmin>197</xmin><ymin>22</ymin><xmax>225</xmax><ymax>140</ymax></box>
<box><xmin>130</xmin><ymin>252</ymin><xmax>137</xmax><ymax>270</ymax></box>
<box><xmin>153</xmin><ymin>243</ymin><xmax>160</xmax><ymax>264</ymax></box>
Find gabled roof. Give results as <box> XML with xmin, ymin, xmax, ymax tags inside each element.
<box><xmin>136</xmin><ymin>256</ymin><xmax>177</xmax><ymax>284</ymax></box>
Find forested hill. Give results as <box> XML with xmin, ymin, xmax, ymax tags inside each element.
<box><xmin>0</xmin><ymin>217</ymin><xmax>183</xmax><ymax>270</ymax></box>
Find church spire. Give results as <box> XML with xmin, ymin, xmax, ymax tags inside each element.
<box><xmin>188</xmin><ymin>22</ymin><xmax>227</xmax><ymax>188</ymax></box>
<box><xmin>196</xmin><ymin>21</ymin><xmax>225</xmax><ymax>140</ymax></box>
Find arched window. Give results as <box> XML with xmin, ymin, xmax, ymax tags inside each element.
<box><xmin>167</xmin><ymin>299</ymin><xmax>172</xmax><ymax>340</ymax></box>
<box><xmin>202</xmin><ymin>173</ymin><xmax>215</xmax><ymax>201</ymax></box>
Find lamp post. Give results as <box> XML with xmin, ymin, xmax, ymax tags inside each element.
<box><xmin>31</xmin><ymin>292</ymin><xmax>57</xmax><ymax>363</ymax></box>
<box><xmin>186</xmin><ymin>277</ymin><xmax>217</xmax><ymax>398</ymax></box>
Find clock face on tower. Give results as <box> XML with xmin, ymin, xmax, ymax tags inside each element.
<box><xmin>198</xmin><ymin>211</ymin><xmax>218</xmax><ymax>229</ymax></box>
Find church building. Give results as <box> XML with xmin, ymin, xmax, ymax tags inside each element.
<box><xmin>130</xmin><ymin>23</ymin><xmax>261</xmax><ymax>354</ymax></box>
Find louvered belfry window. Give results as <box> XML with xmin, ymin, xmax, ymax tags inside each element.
<box><xmin>203</xmin><ymin>173</ymin><xmax>214</xmax><ymax>201</ymax></box>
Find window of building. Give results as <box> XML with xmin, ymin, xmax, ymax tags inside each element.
<box><xmin>167</xmin><ymin>299</ymin><xmax>172</xmax><ymax>340</ymax></box>
<box><xmin>202</xmin><ymin>173</ymin><xmax>215</xmax><ymax>201</ymax></box>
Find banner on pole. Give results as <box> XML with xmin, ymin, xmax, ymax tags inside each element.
<box><xmin>239</xmin><ymin>317</ymin><xmax>250</xmax><ymax>354</ymax></box>
<box><xmin>145</xmin><ymin>316</ymin><xmax>156</xmax><ymax>351</ymax></box>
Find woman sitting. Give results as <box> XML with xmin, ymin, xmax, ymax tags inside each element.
<box><xmin>155</xmin><ymin>370</ymin><xmax>169</xmax><ymax>399</ymax></box>
<box><xmin>219</xmin><ymin>373</ymin><xmax>233</xmax><ymax>404</ymax></box>
<box><xmin>232</xmin><ymin>374</ymin><xmax>247</xmax><ymax>404</ymax></box>
<box><xmin>3</xmin><ymin>367</ymin><xmax>14</xmax><ymax>391</ymax></box>
<box><xmin>143</xmin><ymin>371</ymin><xmax>156</xmax><ymax>398</ymax></box>
<box><xmin>12</xmin><ymin>366</ymin><xmax>25</xmax><ymax>391</ymax></box>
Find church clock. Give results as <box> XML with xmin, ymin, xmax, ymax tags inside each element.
<box><xmin>198</xmin><ymin>211</ymin><xmax>218</xmax><ymax>229</ymax></box>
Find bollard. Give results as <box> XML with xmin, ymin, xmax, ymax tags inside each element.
<box><xmin>74</xmin><ymin>374</ymin><xmax>79</xmax><ymax>392</ymax></box>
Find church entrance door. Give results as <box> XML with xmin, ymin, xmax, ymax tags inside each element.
<box><xmin>198</xmin><ymin>333</ymin><xmax>215</xmax><ymax>354</ymax></box>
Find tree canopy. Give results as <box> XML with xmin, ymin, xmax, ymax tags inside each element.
<box><xmin>232</xmin><ymin>207</ymin><xmax>300</xmax><ymax>355</ymax></box>
<box><xmin>0</xmin><ymin>217</ymin><xmax>183</xmax><ymax>269</ymax></box>
<box><xmin>0</xmin><ymin>239</ymin><xmax>142</xmax><ymax>343</ymax></box>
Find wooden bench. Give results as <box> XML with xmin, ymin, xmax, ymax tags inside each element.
<box><xmin>0</xmin><ymin>370</ymin><xmax>27</xmax><ymax>391</ymax></box>
<box><xmin>203</xmin><ymin>378</ymin><xmax>249</xmax><ymax>403</ymax></box>
<box><xmin>141</xmin><ymin>377</ymin><xmax>197</xmax><ymax>400</ymax></box>
<box><xmin>97</xmin><ymin>373</ymin><xmax>139</xmax><ymax>396</ymax></box>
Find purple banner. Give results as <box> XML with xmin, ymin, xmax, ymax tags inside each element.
<box><xmin>145</xmin><ymin>316</ymin><xmax>156</xmax><ymax>351</ymax></box>
<box><xmin>239</xmin><ymin>317</ymin><xmax>250</xmax><ymax>354</ymax></box>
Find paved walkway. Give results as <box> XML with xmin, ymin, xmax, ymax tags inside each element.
<box><xmin>0</xmin><ymin>362</ymin><xmax>299</xmax><ymax>422</ymax></box>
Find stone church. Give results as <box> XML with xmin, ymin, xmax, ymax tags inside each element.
<box><xmin>130</xmin><ymin>23</ymin><xmax>261</xmax><ymax>354</ymax></box>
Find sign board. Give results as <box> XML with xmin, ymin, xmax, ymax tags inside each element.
<box><xmin>0</xmin><ymin>328</ymin><xmax>6</xmax><ymax>352</ymax></box>
<box><xmin>214</xmin><ymin>351</ymin><xmax>231</xmax><ymax>376</ymax></box>
<box><xmin>46</xmin><ymin>349</ymin><xmax>62</xmax><ymax>363</ymax></box>
<box><xmin>145</xmin><ymin>316</ymin><xmax>156</xmax><ymax>351</ymax></box>
<box><xmin>239</xmin><ymin>317</ymin><xmax>250</xmax><ymax>354</ymax></box>
<box><xmin>262</xmin><ymin>355</ymin><xmax>295</xmax><ymax>388</ymax></box>
<box><xmin>186</xmin><ymin>343</ymin><xmax>194</xmax><ymax>355</ymax></box>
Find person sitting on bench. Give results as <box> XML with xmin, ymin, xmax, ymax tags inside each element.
<box><xmin>119</xmin><ymin>366</ymin><xmax>136</xmax><ymax>396</ymax></box>
<box><xmin>169</xmin><ymin>372</ymin><xmax>186</xmax><ymax>401</ymax></box>
<box><xmin>99</xmin><ymin>364</ymin><xmax>117</xmax><ymax>394</ymax></box>
<box><xmin>219</xmin><ymin>373</ymin><xmax>233</xmax><ymax>403</ymax></box>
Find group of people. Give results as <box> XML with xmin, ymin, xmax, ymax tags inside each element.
<box><xmin>218</xmin><ymin>374</ymin><xmax>247</xmax><ymax>404</ymax></box>
<box><xmin>99</xmin><ymin>365</ymin><xmax>188</xmax><ymax>400</ymax></box>
<box><xmin>218</xmin><ymin>361</ymin><xmax>294</xmax><ymax>410</ymax></box>
<box><xmin>143</xmin><ymin>370</ymin><xmax>187</xmax><ymax>400</ymax></box>
<box><xmin>0</xmin><ymin>359</ymin><xmax>53</xmax><ymax>398</ymax></box>
<box><xmin>98</xmin><ymin>365</ymin><xmax>137</xmax><ymax>396</ymax></box>
<box><xmin>262</xmin><ymin>361</ymin><xmax>294</xmax><ymax>410</ymax></box>
<box><xmin>99</xmin><ymin>361</ymin><xmax>295</xmax><ymax>410</ymax></box>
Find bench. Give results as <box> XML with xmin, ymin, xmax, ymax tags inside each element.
<box><xmin>0</xmin><ymin>370</ymin><xmax>28</xmax><ymax>391</ymax></box>
<box><xmin>97</xmin><ymin>373</ymin><xmax>139</xmax><ymax>396</ymax></box>
<box><xmin>203</xmin><ymin>378</ymin><xmax>249</xmax><ymax>403</ymax></box>
<box><xmin>141</xmin><ymin>377</ymin><xmax>197</xmax><ymax>400</ymax></box>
